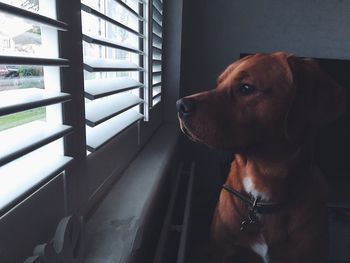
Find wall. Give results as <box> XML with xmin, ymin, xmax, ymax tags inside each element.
<box><xmin>163</xmin><ymin>0</ymin><xmax>183</xmax><ymax>123</ymax></box>
<box><xmin>181</xmin><ymin>0</ymin><xmax>350</xmax><ymax>96</ymax></box>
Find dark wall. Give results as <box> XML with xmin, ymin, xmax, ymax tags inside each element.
<box><xmin>181</xmin><ymin>0</ymin><xmax>350</xmax><ymax>97</ymax></box>
<box><xmin>163</xmin><ymin>0</ymin><xmax>183</xmax><ymax>123</ymax></box>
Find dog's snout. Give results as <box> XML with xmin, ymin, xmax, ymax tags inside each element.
<box><xmin>176</xmin><ymin>98</ymin><xmax>195</xmax><ymax>118</ymax></box>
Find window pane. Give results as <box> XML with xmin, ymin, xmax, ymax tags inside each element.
<box><xmin>83</xmin><ymin>43</ymin><xmax>139</xmax><ymax>64</ymax></box>
<box><xmin>0</xmin><ymin>11</ymin><xmax>58</xmax><ymax>57</ymax></box>
<box><xmin>0</xmin><ymin>12</ymin><xmax>41</xmax><ymax>56</ymax></box>
<box><xmin>81</xmin><ymin>0</ymin><xmax>104</xmax><ymax>12</ymax></box>
<box><xmin>0</xmin><ymin>65</ymin><xmax>43</xmax><ymax>86</ymax></box>
<box><xmin>0</xmin><ymin>0</ymin><xmax>57</xmax><ymax>19</ymax></box>
<box><xmin>120</xmin><ymin>0</ymin><xmax>139</xmax><ymax>13</ymax></box>
<box><xmin>0</xmin><ymin>65</ymin><xmax>61</xmax><ymax>131</ymax></box>
<box><xmin>0</xmin><ymin>107</ymin><xmax>45</xmax><ymax>131</ymax></box>
<box><xmin>81</xmin><ymin>0</ymin><xmax>145</xmax><ymax>151</ymax></box>
<box><xmin>81</xmin><ymin>11</ymin><xmax>139</xmax><ymax>49</ymax></box>
<box><xmin>106</xmin><ymin>0</ymin><xmax>139</xmax><ymax>32</ymax></box>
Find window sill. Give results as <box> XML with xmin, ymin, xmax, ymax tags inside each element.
<box><xmin>84</xmin><ymin>123</ymin><xmax>179</xmax><ymax>263</ymax></box>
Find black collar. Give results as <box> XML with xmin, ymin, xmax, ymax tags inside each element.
<box><xmin>222</xmin><ymin>184</ymin><xmax>284</xmax><ymax>214</ymax></box>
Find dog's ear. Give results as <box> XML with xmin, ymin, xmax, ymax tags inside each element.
<box><xmin>284</xmin><ymin>55</ymin><xmax>347</xmax><ymax>141</ymax></box>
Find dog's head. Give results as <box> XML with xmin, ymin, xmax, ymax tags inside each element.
<box><xmin>177</xmin><ymin>52</ymin><xmax>347</xmax><ymax>150</ymax></box>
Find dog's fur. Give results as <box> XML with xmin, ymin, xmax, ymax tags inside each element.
<box><xmin>177</xmin><ymin>52</ymin><xmax>347</xmax><ymax>262</ymax></box>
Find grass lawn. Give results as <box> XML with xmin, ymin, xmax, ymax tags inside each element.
<box><xmin>0</xmin><ymin>107</ymin><xmax>46</xmax><ymax>131</ymax></box>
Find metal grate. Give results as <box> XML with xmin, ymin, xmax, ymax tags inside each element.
<box><xmin>154</xmin><ymin>162</ymin><xmax>195</xmax><ymax>263</ymax></box>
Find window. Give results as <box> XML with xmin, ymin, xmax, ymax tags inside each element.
<box><xmin>81</xmin><ymin>0</ymin><xmax>147</xmax><ymax>153</ymax></box>
<box><xmin>0</xmin><ymin>0</ymin><xmax>163</xmax><ymax>215</ymax></box>
<box><xmin>149</xmin><ymin>0</ymin><xmax>163</xmax><ymax>107</ymax></box>
<box><xmin>0</xmin><ymin>0</ymin><xmax>72</xmax><ymax>213</ymax></box>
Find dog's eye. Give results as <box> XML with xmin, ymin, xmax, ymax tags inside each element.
<box><xmin>237</xmin><ymin>84</ymin><xmax>256</xmax><ymax>95</ymax></box>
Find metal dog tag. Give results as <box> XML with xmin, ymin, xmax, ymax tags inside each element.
<box><xmin>240</xmin><ymin>210</ymin><xmax>260</xmax><ymax>233</ymax></box>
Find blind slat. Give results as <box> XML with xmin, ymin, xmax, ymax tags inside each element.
<box><xmin>86</xmin><ymin>93</ymin><xmax>143</xmax><ymax>126</ymax></box>
<box><xmin>152</xmin><ymin>91</ymin><xmax>161</xmax><ymax>99</ymax></box>
<box><xmin>152</xmin><ymin>2</ymin><xmax>162</xmax><ymax>16</ymax></box>
<box><xmin>153</xmin><ymin>48</ymin><xmax>162</xmax><ymax>56</ymax></box>
<box><xmin>153</xmin><ymin>41</ymin><xmax>162</xmax><ymax>50</ymax></box>
<box><xmin>152</xmin><ymin>63</ymin><xmax>161</xmax><ymax>72</ymax></box>
<box><xmin>86</xmin><ymin>110</ymin><xmax>143</xmax><ymax>151</ymax></box>
<box><xmin>152</xmin><ymin>59</ymin><xmax>162</xmax><ymax>66</ymax></box>
<box><xmin>152</xmin><ymin>33</ymin><xmax>162</xmax><ymax>46</ymax></box>
<box><xmin>0</xmin><ymin>88</ymin><xmax>71</xmax><ymax>116</ymax></box>
<box><xmin>153</xmin><ymin>73</ymin><xmax>161</xmax><ymax>82</ymax></box>
<box><xmin>114</xmin><ymin>0</ymin><xmax>144</xmax><ymax>20</ymax></box>
<box><xmin>153</xmin><ymin>55</ymin><xmax>162</xmax><ymax>61</ymax></box>
<box><xmin>152</xmin><ymin>24</ymin><xmax>162</xmax><ymax>38</ymax></box>
<box><xmin>152</xmin><ymin>95</ymin><xmax>161</xmax><ymax>106</ymax></box>
<box><xmin>152</xmin><ymin>71</ymin><xmax>162</xmax><ymax>77</ymax></box>
<box><xmin>153</xmin><ymin>0</ymin><xmax>163</xmax><ymax>15</ymax></box>
<box><xmin>153</xmin><ymin>59</ymin><xmax>162</xmax><ymax>63</ymax></box>
<box><xmin>152</xmin><ymin>81</ymin><xmax>162</xmax><ymax>87</ymax></box>
<box><xmin>0</xmin><ymin>2</ymin><xmax>68</xmax><ymax>31</ymax></box>
<box><xmin>0</xmin><ymin>121</ymin><xmax>72</xmax><ymax>166</ymax></box>
<box><xmin>83</xmin><ymin>34</ymin><xmax>144</xmax><ymax>54</ymax></box>
<box><xmin>85</xmin><ymin>77</ymin><xmax>143</xmax><ymax>100</ymax></box>
<box><xmin>153</xmin><ymin>85</ymin><xmax>161</xmax><ymax>97</ymax></box>
<box><xmin>84</xmin><ymin>57</ymin><xmax>143</xmax><ymax>72</ymax></box>
<box><xmin>152</xmin><ymin>45</ymin><xmax>162</xmax><ymax>53</ymax></box>
<box><xmin>152</xmin><ymin>10</ymin><xmax>162</xmax><ymax>25</ymax></box>
<box><xmin>152</xmin><ymin>16</ymin><xmax>162</xmax><ymax>28</ymax></box>
<box><xmin>0</xmin><ymin>55</ymin><xmax>69</xmax><ymax>66</ymax></box>
<box><xmin>81</xmin><ymin>3</ymin><xmax>144</xmax><ymax>38</ymax></box>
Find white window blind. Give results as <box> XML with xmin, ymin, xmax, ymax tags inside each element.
<box><xmin>0</xmin><ymin>0</ymin><xmax>72</xmax><ymax>213</ymax></box>
<box><xmin>81</xmin><ymin>0</ymin><xmax>146</xmax><ymax>153</ymax></box>
<box><xmin>150</xmin><ymin>0</ymin><xmax>162</xmax><ymax>107</ymax></box>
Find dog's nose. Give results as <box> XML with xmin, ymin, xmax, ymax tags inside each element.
<box><xmin>176</xmin><ymin>98</ymin><xmax>195</xmax><ymax>118</ymax></box>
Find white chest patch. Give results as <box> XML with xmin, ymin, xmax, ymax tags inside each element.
<box><xmin>242</xmin><ymin>176</ymin><xmax>269</xmax><ymax>200</ymax></box>
<box><xmin>251</xmin><ymin>242</ymin><xmax>269</xmax><ymax>263</ymax></box>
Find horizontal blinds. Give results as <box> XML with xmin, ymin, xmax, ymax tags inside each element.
<box><xmin>0</xmin><ymin>2</ymin><xmax>72</xmax><ymax>213</ymax></box>
<box><xmin>84</xmin><ymin>77</ymin><xmax>143</xmax><ymax>99</ymax></box>
<box><xmin>0</xmin><ymin>121</ymin><xmax>72</xmax><ymax>166</ymax></box>
<box><xmin>0</xmin><ymin>88</ymin><xmax>71</xmax><ymax>116</ymax></box>
<box><xmin>81</xmin><ymin>0</ymin><xmax>146</xmax><ymax>152</ymax></box>
<box><xmin>83</xmin><ymin>34</ymin><xmax>144</xmax><ymax>54</ymax></box>
<box><xmin>84</xmin><ymin>57</ymin><xmax>143</xmax><ymax>72</ymax></box>
<box><xmin>0</xmin><ymin>55</ymin><xmax>70</xmax><ymax>66</ymax></box>
<box><xmin>86</xmin><ymin>110</ymin><xmax>143</xmax><ymax>151</ymax></box>
<box><xmin>85</xmin><ymin>93</ymin><xmax>143</xmax><ymax>126</ymax></box>
<box><xmin>81</xmin><ymin>3</ymin><xmax>144</xmax><ymax>38</ymax></box>
<box><xmin>0</xmin><ymin>2</ymin><xmax>68</xmax><ymax>30</ymax></box>
<box><xmin>150</xmin><ymin>0</ymin><xmax>163</xmax><ymax>107</ymax></box>
<box><xmin>0</xmin><ymin>147</ymin><xmax>72</xmax><ymax>213</ymax></box>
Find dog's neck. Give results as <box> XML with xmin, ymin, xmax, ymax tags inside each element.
<box><xmin>226</xmin><ymin>142</ymin><xmax>313</xmax><ymax>201</ymax></box>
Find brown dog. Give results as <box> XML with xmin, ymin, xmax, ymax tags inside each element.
<box><xmin>176</xmin><ymin>52</ymin><xmax>347</xmax><ymax>263</ymax></box>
